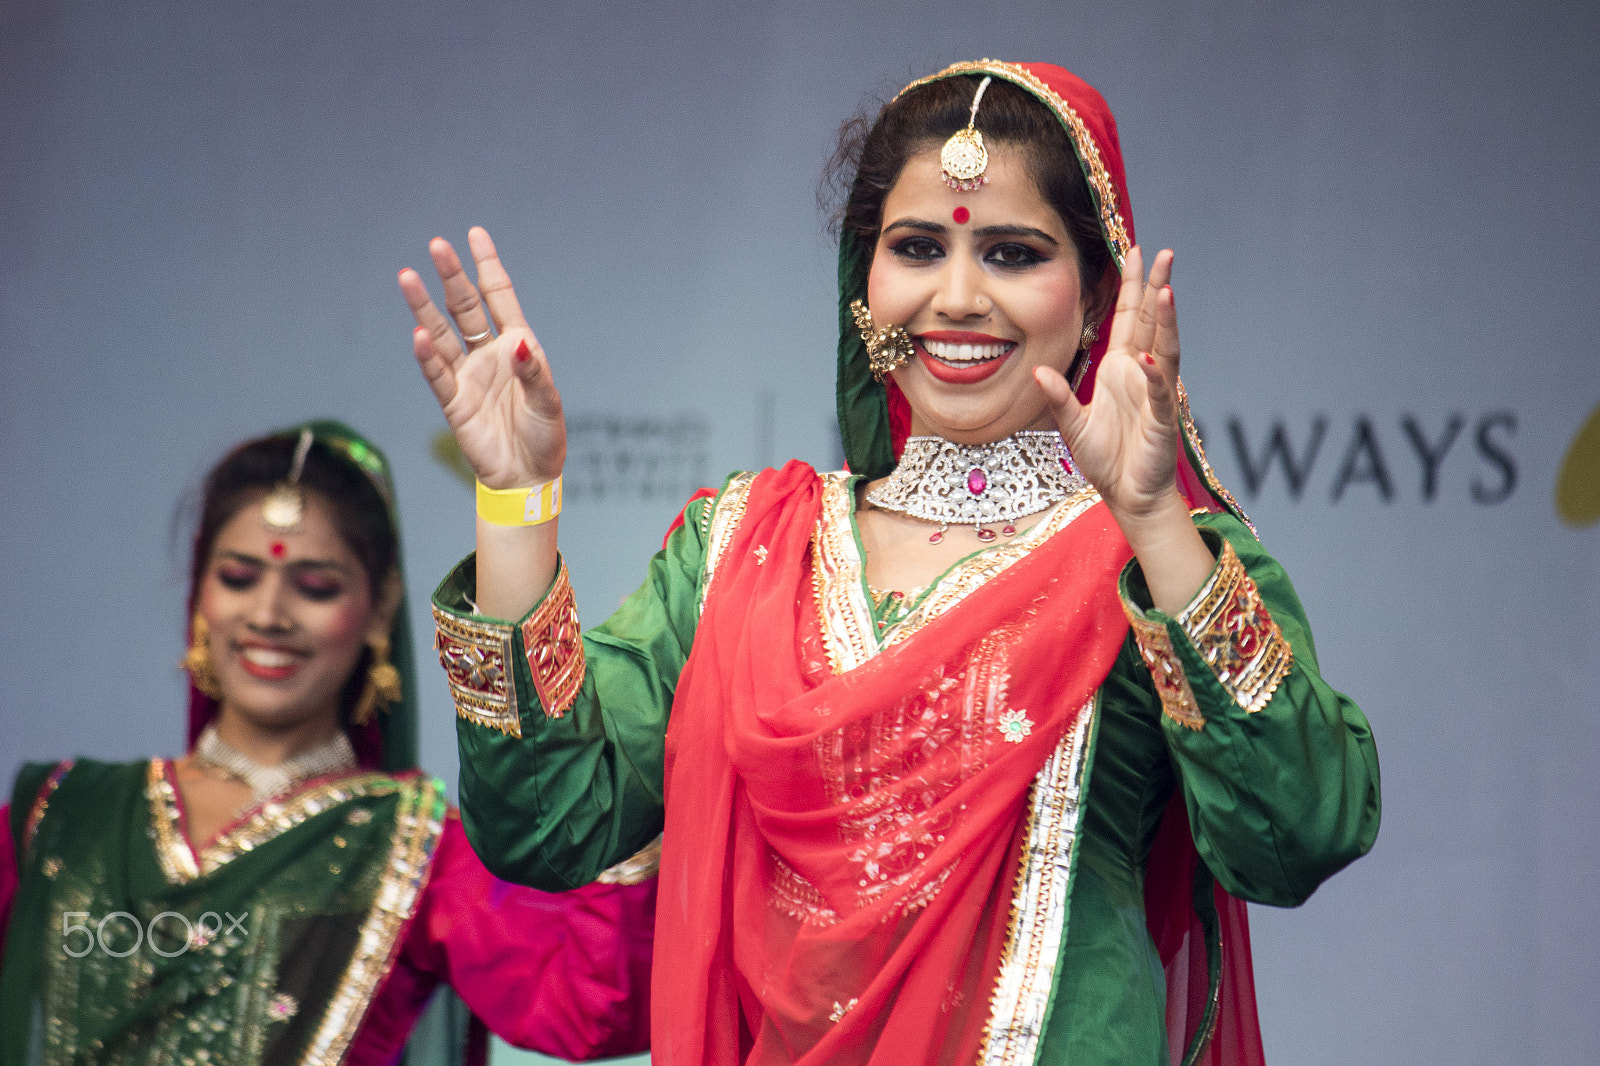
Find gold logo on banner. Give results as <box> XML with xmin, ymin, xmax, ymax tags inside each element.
<box><xmin>1556</xmin><ymin>400</ymin><xmax>1600</xmax><ymax>528</ymax></box>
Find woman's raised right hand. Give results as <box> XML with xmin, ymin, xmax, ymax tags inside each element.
<box><xmin>399</xmin><ymin>227</ymin><xmax>566</xmax><ymax>490</ymax></box>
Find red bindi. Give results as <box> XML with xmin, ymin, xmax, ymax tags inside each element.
<box><xmin>952</xmin><ymin>206</ymin><xmax>970</xmax><ymax>225</ymax></box>
<box><xmin>270</xmin><ymin>541</ymin><xmax>287</xmax><ymax>559</ymax></box>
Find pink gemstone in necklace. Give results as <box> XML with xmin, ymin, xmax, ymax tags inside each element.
<box><xmin>1059</xmin><ymin>457</ymin><xmax>1072</xmax><ymax>473</ymax></box>
<box><xmin>967</xmin><ymin>467</ymin><xmax>988</xmax><ymax>495</ymax></box>
<box><xmin>1002</xmin><ymin>524</ymin><xmax>1016</xmax><ymax>536</ymax></box>
<box><xmin>976</xmin><ymin>527</ymin><xmax>997</xmax><ymax>542</ymax></box>
<box><xmin>928</xmin><ymin>529</ymin><xmax>945</xmax><ymax>544</ymax></box>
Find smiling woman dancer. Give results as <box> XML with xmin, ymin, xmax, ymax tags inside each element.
<box><xmin>0</xmin><ymin>422</ymin><xmax>654</xmax><ymax>1065</ymax></box>
<box><xmin>404</xmin><ymin>61</ymin><xmax>1380</xmax><ymax>1066</ymax></box>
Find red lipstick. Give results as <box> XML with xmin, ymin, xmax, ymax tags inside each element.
<box><xmin>236</xmin><ymin>644</ymin><xmax>305</xmax><ymax>682</ymax></box>
<box><xmin>913</xmin><ymin>331</ymin><xmax>1017</xmax><ymax>385</ymax></box>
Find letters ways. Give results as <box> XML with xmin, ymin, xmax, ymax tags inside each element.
<box><xmin>1198</xmin><ymin>413</ymin><xmax>1517</xmax><ymax>504</ymax></box>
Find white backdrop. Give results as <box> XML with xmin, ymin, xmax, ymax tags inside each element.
<box><xmin>3</xmin><ymin>2</ymin><xmax>1598</xmax><ymax>1063</ymax></box>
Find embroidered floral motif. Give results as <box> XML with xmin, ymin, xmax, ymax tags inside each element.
<box><xmin>1176</xmin><ymin>539</ymin><xmax>1293</xmax><ymax>713</ymax></box>
<box><xmin>41</xmin><ymin>857</ymin><xmax>61</xmax><ymax>878</ymax></box>
<box><xmin>755</xmin><ymin>544</ymin><xmax>768</xmax><ymax>564</ymax></box>
<box><xmin>346</xmin><ymin>808</ymin><xmax>372</xmax><ymax>825</ymax></box>
<box><xmin>770</xmin><ymin>851</ymin><xmax>842</xmax><ymax>928</ymax></box>
<box><xmin>997</xmin><ymin>709</ymin><xmax>1032</xmax><ymax>743</ymax></box>
<box><xmin>433</xmin><ymin>607</ymin><xmax>519</xmax><ymax>736</ymax></box>
<box><xmin>266</xmin><ymin>992</ymin><xmax>299</xmax><ymax>1023</ymax></box>
<box><xmin>811</xmin><ymin>624</ymin><xmax>1033</xmax><ymax>917</ymax></box>
<box><xmin>828</xmin><ymin>998</ymin><xmax>859</xmax><ymax>1023</ymax></box>
<box><xmin>521</xmin><ymin>560</ymin><xmax>585</xmax><ymax>719</ymax></box>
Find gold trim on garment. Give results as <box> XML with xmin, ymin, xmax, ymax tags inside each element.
<box><xmin>1176</xmin><ymin>380</ymin><xmax>1256</xmax><ymax>537</ymax></box>
<box><xmin>810</xmin><ymin>473</ymin><xmax>880</xmax><ymax>674</ymax></box>
<box><xmin>147</xmin><ymin>760</ymin><xmax>202</xmax><ymax>883</ymax></box>
<box><xmin>299</xmin><ymin>775</ymin><xmax>446</xmax><ymax>1066</ymax></box>
<box><xmin>595</xmin><ymin>832</ymin><xmax>663</xmax><ymax>885</ymax></box>
<box><xmin>1124</xmin><ymin>609</ymin><xmax>1206</xmax><ymax>730</ymax></box>
<box><xmin>1176</xmin><ymin>539</ymin><xmax>1293</xmax><ymax>714</ymax></box>
<box><xmin>979</xmin><ymin>702</ymin><xmax>1097</xmax><ymax>1065</ymax></box>
<box><xmin>521</xmin><ymin>559</ymin><xmax>586</xmax><ymax>719</ymax></box>
<box><xmin>147</xmin><ymin>762</ymin><xmax>405</xmax><ymax>884</ymax></box>
<box><xmin>699</xmin><ymin>472</ymin><xmax>757</xmax><ymax>613</ymax></box>
<box><xmin>894</xmin><ymin>60</ymin><xmax>1131</xmax><ymax>264</ymax></box>
<box><xmin>888</xmin><ymin>492</ymin><xmax>1100</xmax><ymax>648</ymax></box>
<box><xmin>433</xmin><ymin>607</ymin><xmax>520</xmax><ymax>736</ymax></box>
<box><xmin>811</xmin><ymin>472</ymin><xmax>1101</xmax><ymax>674</ymax></box>
<box><xmin>23</xmin><ymin>759</ymin><xmax>74</xmax><ymax>856</ymax></box>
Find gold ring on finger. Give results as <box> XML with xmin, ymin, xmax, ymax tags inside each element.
<box><xmin>462</xmin><ymin>328</ymin><xmax>493</xmax><ymax>345</ymax></box>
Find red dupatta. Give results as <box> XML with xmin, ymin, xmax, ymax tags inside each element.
<box><xmin>655</xmin><ymin>462</ymin><xmax>1135</xmax><ymax>1065</ymax></box>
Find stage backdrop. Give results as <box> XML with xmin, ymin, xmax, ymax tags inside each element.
<box><xmin>3</xmin><ymin>2</ymin><xmax>1597</xmax><ymax>1063</ymax></box>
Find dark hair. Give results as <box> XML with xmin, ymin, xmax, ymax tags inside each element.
<box><xmin>824</xmin><ymin>74</ymin><xmax>1113</xmax><ymax>291</ymax></box>
<box><xmin>189</xmin><ymin>433</ymin><xmax>397</xmax><ymax>599</ymax></box>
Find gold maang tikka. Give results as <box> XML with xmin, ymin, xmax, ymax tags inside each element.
<box><xmin>850</xmin><ymin>300</ymin><xmax>916</xmax><ymax>382</ymax></box>
<box><xmin>261</xmin><ymin>428</ymin><xmax>315</xmax><ymax>532</ymax></box>
<box><xmin>941</xmin><ymin>75</ymin><xmax>993</xmax><ymax>192</ymax></box>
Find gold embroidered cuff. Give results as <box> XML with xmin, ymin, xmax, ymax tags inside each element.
<box><xmin>1126</xmin><ymin>609</ymin><xmax>1206</xmax><ymax>730</ymax></box>
<box><xmin>1176</xmin><ymin>539</ymin><xmax>1294</xmax><ymax>714</ymax></box>
<box><xmin>522</xmin><ymin>560</ymin><xmax>585</xmax><ymax>720</ymax></box>
<box><xmin>433</xmin><ymin>607</ymin><xmax>520</xmax><ymax>737</ymax></box>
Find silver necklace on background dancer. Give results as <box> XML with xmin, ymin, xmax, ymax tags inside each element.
<box><xmin>867</xmin><ymin>429</ymin><xmax>1089</xmax><ymax>543</ymax></box>
<box><xmin>194</xmin><ymin>722</ymin><xmax>357</xmax><ymax>801</ymax></box>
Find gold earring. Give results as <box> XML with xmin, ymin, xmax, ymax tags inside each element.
<box><xmin>850</xmin><ymin>300</ymin><xmax>916</xmax><ymax>383</ymax></box>
<box><xmin>1079</xmin><ymin>321</ymin><xmax>1099</xmax><ymax>350</ymax></box>
<box><xmin>351</xmin><ymin>635</ymin><xmax>403</xmax><ymax>725</ymax></box>
<box><xmin>183</xmin><ymin>614</ymin><xmax>223</xmax><ymax>699</ymax></box>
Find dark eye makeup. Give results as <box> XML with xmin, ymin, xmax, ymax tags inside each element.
<box><xmin>212</xmin><ymin>554</ymin><xmax>347</xmax><ymax>601</ymax></box>
<box><xmin>888</xmin><ymin>235</ymin><xmax>944</xmax><ymax>261</ymax></box>
<box><xmin>984</xmin><ymin>242</ymin><xmax>1048</xmax><ymax>268</ymax></box>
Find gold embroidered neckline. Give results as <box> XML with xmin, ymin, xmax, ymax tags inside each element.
<box><xmin>147</xmin><ymin>759</ymin><xmax>401</xmax><ymax>883</ymax></box>
<box><xmin>812</xmin><ymin>472</ymin><xmax>1101</xmax><ymax>674</ymax></box>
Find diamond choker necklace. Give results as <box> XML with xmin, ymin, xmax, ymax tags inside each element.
<box><xmin>867</xmin><ymin>430</ymin><xmax>1089</xmax><ymax>543</ymax></box>
<box><xmin>194</xmin><ymin>723</ymin><xmax>357</xmax><ymax>801</ymax></box>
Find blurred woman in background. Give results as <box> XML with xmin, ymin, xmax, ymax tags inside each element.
<box><xmin>0</xmin><ymin>421</ymin><xmax>655</xmax><ymax>1065</ymax></box>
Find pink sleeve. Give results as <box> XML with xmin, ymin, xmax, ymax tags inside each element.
<box><xmin>0</xmin><ymin>804</ymin><xmax>16</xmax><ymax>960</ymax></box>
<box><xmin>392</xmin><ymin>813</ymin><xmax>654</xmax><ymax>1061</ymax></box>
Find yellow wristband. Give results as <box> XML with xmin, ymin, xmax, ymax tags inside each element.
<box><xmin>476</xmin><ymin>477</ymin><xmax>563</xmax><ymax>526</ymax></box>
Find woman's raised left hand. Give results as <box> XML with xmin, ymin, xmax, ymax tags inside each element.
<box><xmin>1033</xmin><ymin>245</ymin><xmax>1186</xmax><ymax>532</ymax></box>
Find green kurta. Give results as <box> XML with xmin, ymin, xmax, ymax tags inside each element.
<box><xmin>434</xmin><ymin>474</ymin><xmax>1379</xmax><ymax>1065</ymax></box>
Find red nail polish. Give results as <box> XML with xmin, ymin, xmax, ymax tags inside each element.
<box><xmin>1143</xmin><ymin>352</ymin><xmax>1156</xmax><ymax>366</ymax></box>
<box><xmin>515</xmin><ymin>339</ymin><xmax>531</xmax><ymax>363</ymax></box>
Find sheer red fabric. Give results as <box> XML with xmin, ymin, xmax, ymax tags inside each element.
<box><xmin>1145</xmin><ymin>794</ymin><xmax>1265</xmax><ymax>1065</ymax></box>
<box><xmin>654</xmin><ymin>462</ymin><xmax>1134</xmax><ymax>1065</ymax></box>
